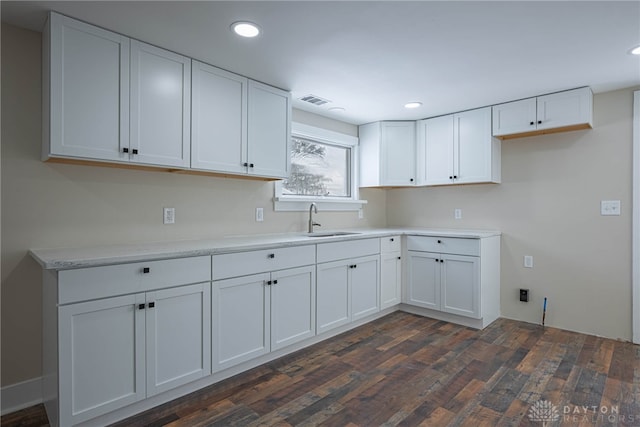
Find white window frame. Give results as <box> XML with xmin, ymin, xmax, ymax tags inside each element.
<box><xmin>274</xmin><ymin>122</ymin><xmax>367</xmax><ymax>212</ymax></box>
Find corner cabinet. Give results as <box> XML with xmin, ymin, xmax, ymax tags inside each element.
<box><xmin>359</xmin><ymin>121</ymin><xmax>417</xmax><ymax>187</ymax></box>
<box><xmin>43</xmin><ymin>256</ymin><xmax>211</xmax><ymax>427</ymax></box>
<box><xmin>191</xmin><ymin>65</ymin><xmax>291</xmax><ymax>179</ymax></box>
<box><xmin>404</xmin><ymin>235</ymin><xmax>500</xmax><ymax>329</ymax></box>
<box><xmin>417</xmin><ymin>107</ymin><xmax>501</xmax><ymax>186</ymax></box>
<box><xmin>492</xmin><ymin>87</ymin><xmax>593</xmax><ymax>139</ymax></box>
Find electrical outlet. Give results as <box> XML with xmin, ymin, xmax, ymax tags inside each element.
<box><xmin>601</xmin><ymin>200</ymin><xmax>621</xmax><ymax>216</ymax></box>
<box><xmin>520</xmin><ymin>289</ymin><xmax>530</xmax><ymax>302</ymax></box>
<box><xmin>524</xmin><ymin>255</ymin><xmax>533</xmax><ymax>268</ymax></box>
<box><xmin>358</xmin><ymin>208</ymin><xmax>364</xmax><ymax>219</ymax></box>
<box><xmin>163</xmin><ymin>207</ymin><xmax>175</xmax><ymax>225</ymax></box>
<box><xmin>256</xmin><ymin>207</ymin><xmax>264</xmax><ymax>222</ymax></box>
<box><xmin>454</xmin><ymin>209</ymin><xmax>462</xmax><ymax>220</ymax></box>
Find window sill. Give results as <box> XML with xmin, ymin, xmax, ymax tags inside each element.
<box><xmin>273</xmin><ymin>197</ymin><xmax>368</xmax><ymax>212</ymax></box>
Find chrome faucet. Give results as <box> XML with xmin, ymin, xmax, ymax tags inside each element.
<box><xmin>308</xmin><ymin>203</ymin><xmax>321</xmax><ymax>233</ymax></box>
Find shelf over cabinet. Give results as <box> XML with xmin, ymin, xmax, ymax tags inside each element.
<box><xmin>492</xmin><ymin>87</ymin><xmax>593</xmax><ymax>139</ymax></box>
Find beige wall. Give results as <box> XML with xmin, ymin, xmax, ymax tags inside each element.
<box><xmin>387</xmin><ymin>87</ymin><xmax>637</xmax><ymax>341</ymax></box>
<box><xmin>0</xmin><ymin>24</ymin><xmax>386</xmax><ymax>386</ymax></box>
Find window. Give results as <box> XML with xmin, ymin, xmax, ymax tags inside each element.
<box><xmin>274</xmin><ymin>122</ymin><xmax>366</xmax><ymax>211</ymax></box>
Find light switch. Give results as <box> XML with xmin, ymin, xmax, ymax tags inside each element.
<box><xmin>524</xmin><ymin>255</ymin><xmax>533</xmax><ymax>268</ymax></box>
<box><xmin>601</xmin><ymin>200</ymin><xmax>621</xmax><ymax>216</ymax></box>
<box><xmin>163</xmin><ymin>207</ymin><xmax>175</xmax><ymax>224</ymax></box>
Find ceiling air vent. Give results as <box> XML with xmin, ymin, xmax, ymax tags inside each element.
<box><xmin>299</xmin><ymin>94</ymin><xmax>331</xmax><ymax>106</ymax></box>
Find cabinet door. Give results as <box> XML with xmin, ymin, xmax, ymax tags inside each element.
<box><xmin>270</xmin><ymin>266</ymin><xmax>316</xmax><ymax>351</ymax></box>
<box><xmin>48</xmin><ymin>12</ymin><xmax>130</xmax><ymax>162</ymax></box>
<box><xmin>130</xmin><ymin>40</ymin><xmax>191</xmax><ymax>167</ymax></box>
<box><xmin>316</xmin><ymin>261</ymin><xmax>350</xmax><ymax>334</ymax></box>
<box><xmin>423</xmin><ymin>115</ymin><xmax>454</xmax><ymax>186</ymax></box>
<box><xmin>441</xmin><ymin>254</ymin><xmax>480</xmax><ymax>318</ymax></box>
<box><xmin>491</xmin><ymin>98</ymin><xmax>536</xmax><ymax>137</ymax></box>
<box><xmin>58</xmin><ymin>294</ymin><xmax>145</xmax><ymax>426</ymax></box>
<box><xmin>381</xmin><ymin>122</ymin><xmax>416</xmax><ymax>186</ymax></box>
<box><xmin>536</xmin><ymin>87</ymin><xmax>592</xmax><ymax>131</ymax></box>
<box><xmin>380</xmin><ymin>252</ymin><xmax>402</xmax><ymax>309</ymax></box>
<box><xmin>191</xmin><ymin>61</ymin><xmax>248</xmax><ymax>173</ymax></box>
<box><xmin>212</xmin><ymin>273</ymin><xmax>270</xmax><ymax>371</ymax></box>
<box><xmin>406</xmin><ymin>251</ymin><xmax>440</xmax><ymax>310</ymax></box>
<box><xmin>350</xmin><ymin>255</ymin><xmax>380</xmax><ymax>320</ymax></box>
<box><xmin>455</xmin><ymin>107</ymin><xmax>493</xmax><ymax>184</ymax></box>
<box><xmin>145</xmin><ymin>283</ymin><xmax>211</xmax><ymax>396</ymax></box>
<box><xmin>247</xmin><ymin>80</ymin><xmax>291</xmax><ymax>178</ymax></box>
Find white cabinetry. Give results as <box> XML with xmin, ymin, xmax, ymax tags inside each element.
<box><xmin>45</xmin><ymin>256</ymin><xmax>211</xmax><ymax>427</ymax></box>
<box><xmin>316</xmin><ymin>239</ymin><xmax>380</xmax><ymax>333</ymax></box>
<box><xmin>359</xmin><ymin>121</ymin><xmax>416</xmax><ymax>187</ymax></box>
<box><xmin>129</xmin><ymin>41</ymin><xmax>191</xmax><ymax>167</ymax></box>
<box><xmin>44</xmin><ymin>12</ymin><xmax>130</xmax><ymax>162</ymax></box>
<box><xmin>380</xmin><ymin>235</ymin><xmax>402</xmax><ymax>309</ymax></box>
<box><xmin>247</xmin><ymin>81</ymin><xmax>292</xmax><ymax>179</ymax></box>
<box><xmin>191</xmin><ymin>61</ymin><xmax>247</xmax><ymax>174</ymax></box>
<box><xmin>405</xmin><ymin>235</ymin><xmax>500</xmax><ymax>329</ymax></box>
<box><xmin>417</xmin><ymin>107</ymin><xmax>500</xmax><ymax>186</ymax></box>
<box><xmin>191</xmin><ymin>69</ymin><xmax>291</xmax><ymax>179</ymax></box>
<box><xmin>212</xmin><ymin>246</ymin><xmax>316</xmax><ymax>371</ymax></box>
<box><xmin>492</xmin><ymin>87</ymin><xmax>593</xmax><ymax>139</ymax></box>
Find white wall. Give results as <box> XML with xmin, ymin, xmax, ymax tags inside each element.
<box><xmin>387</xmin><ymin>87</ymin><xmax>637</xmax><ymax>341</ymax></box>
<box><xmin>0</xmin><ymin>23</ymin><xmax>386</xmax><ymax>386</ymax></box>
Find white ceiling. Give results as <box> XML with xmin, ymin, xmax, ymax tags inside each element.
<box><xmin>2</xmin><ymin>1</ymin><xmax>639</xmax><ymax>125</ymax></box>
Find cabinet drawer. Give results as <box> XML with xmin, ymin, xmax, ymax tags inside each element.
<box><xmin>58</xmin><ymin>256</ymin><xmax>211</xmax><ymax>304</ymax></box>
<box><xmin>213</xmin><ymin>245</ymin><xmax>316</xmax><ymax>280</ymax></box>
<box><xmin>380</xmin><ymin>235</ymin><xmax>401</xmax><ymax>253</ymax></box>
<box><xmin>406</xmin><ymin>236</ymin><xmax>479</xmax><ymax>257</ymax></box>
<box><xmin>317</xmin><ymin>238</ymin><xmax>380</xmax><ymax>264</ymax></box>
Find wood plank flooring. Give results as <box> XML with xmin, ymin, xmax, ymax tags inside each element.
<box><xmin>3</xmin><ymin>312</ymin><xmax>639</xmax><ymax>426</ymax></box>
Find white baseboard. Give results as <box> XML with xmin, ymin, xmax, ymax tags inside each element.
<box><xmin>1</xmin><ymin>377</ymin><xmax>43</xmax><ymax>415</ymax></box>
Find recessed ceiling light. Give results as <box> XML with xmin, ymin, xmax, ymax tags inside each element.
<box><xmin>404</xmin><ymin>102</ymin><xmax>422</xmax><ymax>109</ymax></box>
<box><xmin>231</xmin><ymin>21</ymin><xmax>261</xmax><ymax>38</ymax></box>
<box><xmin>328</xmin><ymin>107</ymin><xmax>346</xmax><ymax>113</ymax></box>
<box><xmin>631</xmin><ymin>45</ymin><xmax>640</xmax><ymax>55</ymax></box>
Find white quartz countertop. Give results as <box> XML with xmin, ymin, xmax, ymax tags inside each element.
<box><xmin>29</xmin><ymin>227</ymin><xmax>501</xmax><ymax>270</ymax></box>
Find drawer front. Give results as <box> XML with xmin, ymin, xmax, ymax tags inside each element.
<box><xmin>58</xmin><ymin>256</ymin><xmax>211</xmax><ymax>304</ymax></box>
<box><xmin>317</xmin><ymin>238</ymin><xmax>380</xmax><ymax>264</ymax></box>
<box><xmin>380</xmin><ymin>235</ymin><xmax>401</xmax><ymax>253</ymax></box>
<box><xmin>406</xmin><ymin>236</ymin><xmax>479</xmax><ymax>257</ymax></box>
<box><xmin>213</xmin><ymin>245</ymin><xmax>316</xmax><ymax>280</ymax></box>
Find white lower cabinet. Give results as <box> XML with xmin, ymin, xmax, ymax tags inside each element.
<box><xmin>316</xmin><ymin>238</ymin><xmax>381</xmax><ymax>334</ymax></box>
<box><xmin>380</xmin><ymin>236</ymin><xmax>402</xmax><ymax>309</ymax></box>
<box><xmin>57</xmin><ymin>281</ymin><xmax>211</xmax><ymax>426</ymax></box>
<box><xmin>211</xmin><ymin>252</ymin><xmax>316</xmax><ymax>372</ymax></box>
<box><xmin>404</xmin><ymin>235</ymin><xmax>500</xmax><ymax>328</ymax></box>
<box><xmin>406</xmin><ymin>252</ymin><xmax>479</xmax><ymax>317</ymax></box>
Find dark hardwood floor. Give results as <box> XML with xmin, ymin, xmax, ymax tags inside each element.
<box><xmin>3</xmin><ymin>312</ymin><xmax>639</xmax><ymax>426</ymax></box>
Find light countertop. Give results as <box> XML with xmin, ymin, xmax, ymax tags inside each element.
<box><xmin>29</xmin><ymin>227</ymin><xmax>501</xmax><ymax>270</ymax></box>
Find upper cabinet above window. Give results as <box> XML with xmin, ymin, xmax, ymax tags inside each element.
<box><xmin>492</xmin><ymin>87</ymin><xmax>593</xmax><ymax>140</ymax></box>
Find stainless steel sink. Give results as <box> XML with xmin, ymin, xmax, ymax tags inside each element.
<box><xmin>306</xmin><ymin>231</ymin><xmax>361</xmax><ymax>238</ymax></box>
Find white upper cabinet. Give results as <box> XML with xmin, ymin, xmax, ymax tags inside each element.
<box><xmin>44</xmin><ymin>12</ymin><xmax>291</xmax><ymax>180</ymax></box>
<box><xmin>191</xmin><ymin>61</ymin><xmax>248</xmax><ymax>174</ymax></box>
<box><xmin>247</xmin><ymin>80</ymin><xmax>291</xmax><ymax>179</ymax></box>
<box><xmin>45</xmin><ymin>12</ymin><xmax>130</xmax><ymax>162</ymax></box>
<box><xmin>492</xmin><ymin>87</ymin><xmax>593</xmax><ymax>139</ymax></box>
<box><xmin>130</xmin><ymin>41</ymin><xmax>191</xmax><ymax>168</ymax></box>
<box><xmin>418</xmin><ymin>107</ymin><xmax>500</xmax><ymax>186</ymax></box>
<box><xmin>359</xmin><ymin>121</ymin><xmax>416</xmax><ymax>187</ymax></box>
